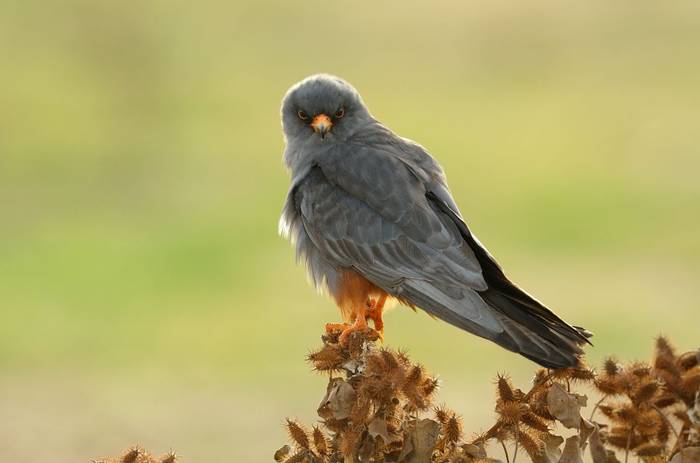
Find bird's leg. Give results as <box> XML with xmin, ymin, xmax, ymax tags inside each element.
<box><xmin>338</xmin><ymin>304</ymin><xmax>369</xmax><ymax>345</ymax></box>
<box><xmin>366</xmin><ymin>294</ymin><xmax>387</xmax><ymax>339</ymax></box>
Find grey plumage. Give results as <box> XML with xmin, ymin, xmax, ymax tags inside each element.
<box><xmin>279</xmin><ymin>74</ymin><xmax>591</xmax><ymax>369</ymax></box>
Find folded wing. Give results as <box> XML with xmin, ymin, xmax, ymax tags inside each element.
<box><xmin>294</xmin><ymin>141</ymin><xmax>589</xmax><ymax>368</ymax></box>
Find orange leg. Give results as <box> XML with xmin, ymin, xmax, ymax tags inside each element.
<box><xmin>366</xmin><ymin>294</ymin><xmax>387</xmax><ymax>338</ymax></box>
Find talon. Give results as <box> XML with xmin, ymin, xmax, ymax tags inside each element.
<box><xmin>338</xmin><ymin>315</ymin><xmax>369</xmax><ymax>345</ymax></box>
<box><xmin>366</xmin><ymin>294</ymin><xmax>386</xmax><ymax>340</ymax></box>
<box><xmin>325</xmin><ymin>322</ymin><xmax>351</xmax><ymax>334</ymax></box>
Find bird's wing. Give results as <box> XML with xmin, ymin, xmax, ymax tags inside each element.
<box><xmin>296</xmin><ymin>147</ymin><xmax>505</xmax><ymax>337</ymax></box>
<box><xmin>295</xmin><ymin>140</ymin><xmax>588</xmax><ymax>368</ymax></box>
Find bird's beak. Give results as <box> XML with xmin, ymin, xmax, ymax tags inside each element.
<box><xmin>311</xmin><ymin>114</ymin><xmax>332</xmax><ymax>138</ymax></box>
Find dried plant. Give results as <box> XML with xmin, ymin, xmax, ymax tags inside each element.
<box><xmin>92</xmin><ymin>447</ymin><xmax>177</xmax><ymax>463</ymax></box>
<box><xmin>278</xmin><ymin>331</ymin><xmax>700</xmax><ymax>463</ymax></box>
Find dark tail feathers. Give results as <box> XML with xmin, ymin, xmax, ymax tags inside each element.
<box><xmin>426</xmin><ymin>190</ymin><xmax>592</xmax><ymax>369</ymax></box>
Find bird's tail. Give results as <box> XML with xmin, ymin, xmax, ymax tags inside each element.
<box><xmin>425</xmin><ymin>190</ymin><xmax>592</xmax><ymax>369</ymax></box>
<box><xmin>478</xmin><ymin>283</ymin><xmax>592</xmax><ymax>369</ymax></box>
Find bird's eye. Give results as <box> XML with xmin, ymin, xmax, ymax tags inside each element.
<box><xmin>297</xmin><ymin>110</ymin><xmax>308</xmax><ymax>120</ymax></box>
<box><xmin>334</xmin><ymin>107</ymin><xmax>345</xmax><ymax>119</ymax></box>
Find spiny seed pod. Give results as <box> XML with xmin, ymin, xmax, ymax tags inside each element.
<box><xmin>380</xmin><ymin>348</ymin><xmax>400</xmax><ymax>371</ymax></box>
<box><xmin>629</xmin><ymin>362</ymin><xmax>652</xmax><ymax>378</ymax></box>
<box><xmin>517</xmin><ymin>430</ymin><xmax>543</xmax><ymax>459</ymax></box>
<box><xmin>339</xmin><ymin>426</ymin><xmax>362</xmax><ymax>456</ymax></box>
<box><xmin>445</xmin><ymin>414</ymin><xmax>463</xmax><ymax>443</ymax></box>
<box><xmin>533</xmin><ymin>369</ymin><xmax>550</xmax><ymax>385</ymax></box>
<box><xmin>635</xmin><ymin>410</ymin><xmax>661</xmax><ymax>436</ymax></box>
<box><xmin>405</xmin><ymin>365</ymin><xmax>424</xmax><ymax>388</ymax></box>
<box><xmin>286</xmin><ymin>419</ymin><xmax>310</xmax><ymax>450</ymax></box>
<box><xmin>654</xmin><ymin>393</ymin><xmax>678</xmax><ymax>408</ymax></box>
<box><xmin>632</xmin><ymin>381</ymin><xmax>660</xmax><ymax>405</ymax></box>
<box><xmin>422</xmin><ymin>377</ymin><xmax>439</xmax><ymax>397</ymax></box>
<box><xmin>679</xmin><ymin>351</ymin><xmax>700</xmax><ymax>371</ymax></box>
<box><xmin>657</xmin><ymin>416</ymin><xmax>670</xmax><ymax>443</ymax></box>
<box><xmin>366</xmin><ymin>353</ymin><xmax>387</xmax><ymax>375</ymax></box>
<box><xmin>307</xmin><ymin>344</ymin><xmax>344</xmax><ymax>371</ymax></box>
<box><xmin>396</xmin><ymin>348</ymin><xmax>410</xmax><ymax>364</ymax></box>
<box><xmin>681</xmin><ymin>369</ymin><xmax>700</xmax><ymax>395</ymax></box>
<box><xmin>122</xmin><ymin>448</ymin><xmax>140</xmax><ymax>463</ymax></box>
<box><xmin>569</xmin><ymin>368</ymin><xmax>596</xmax><ymax>382</ymax></box>
<box><xmin>616</xmin><ymin>373</ymin><xmax>636</xmax><ymax>394</ymax></box>
<box><xmin>655</xmin><ymin>355</ymin><xmax>681</xmax><ymax>377</ymax></box>
<box><xmin>350</xmin><ymin>397</ymin><xmax>371</xmax><ymax>426</ymax></box>
<box><xmin>604</xmin><ymin>358</ymin><xmax>621</xmax><ymax>376</ymax></box>
<box><xmin>274</xmin><ymin>445</ymin><xmax>291</xmax><ymax>462</ymax></box>
<box><xmin>614</xmin><ymin>405</ymin><xmax>639</xmax><ymax>424</ymax></box>
<box><xmin>435</xmin><ymin>406</ymin><xmax>450</xmax><ymax>425</ymax></box>
<box><xmin>160</xmin><ymin>452</ymin><xmax>177</xmax><ymax>463</ymax></box>
<box><xmin>520</xmin><ymin>412</ymin><xmax>550</xmax><ymax>432</ymax></box>
<box><xmin>312</xmin><ymin>426</ymin><xmax>328</xmax><ymax>456</ymax></box>
<box><xmin>655</xmin><ymin>336</ymin><xmax>676</xmax><ymax>360</ymax></box>
<box><xmin>496</xmin><ymin>401</ymin><xmax>528</xmax><ymax>424</ymax></box>
<box><xmin>594</xmin><ymin>377</ymin><xmax>620</xmax><ymax>395</ymax></box>
<box><xmin>635</xmin><ymin>443</ymin><xmax>665</xmax><ymax>457</ymax></box>
<box><xmin>606</xmin><ymin>429</ymin><xmax>642</xmax><ymax>450</ymax></box>
<box><xmin>496</xmin><ymin>374</ymin><xmax>516</xmax><ymax>402</ymax></box>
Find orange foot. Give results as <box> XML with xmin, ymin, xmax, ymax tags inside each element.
<box><xmin>338</xmin><ymin>314</ymin><xmax>370</xmax><ymax>345</ymax></box>
<box><xmin>325</xmin><ymin>322</ymin><xmax>351</xmax><ymax>334</ymax></box>
<box><xmin>325</xmin><ymin>304</ymin><xmax>379</xmax><ymax>345</ymax></box>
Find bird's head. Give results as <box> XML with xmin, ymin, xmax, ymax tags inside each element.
<box><xmin>281</xmin><ymin>74</ymin><xmax>371</xmax><ymax>145</ymax></box>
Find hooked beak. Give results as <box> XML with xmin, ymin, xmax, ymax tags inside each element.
<box><xmin>311</xmin><ymin>114</ymin><xmax>332</xmax><ymax>139</ymax></box>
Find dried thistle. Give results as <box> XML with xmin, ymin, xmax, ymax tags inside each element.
<box><xmin>312</xmin><ymin>426</ymin><xmax>328</xmax><ymax>456</ymax></box>
<box><xmin>496</xmin><ymin>374</ymin><xmax>516</xmax><ymax>403</ymax></box>
<box><xmin>122</xmin><ymin>447</ymin><xmax>141</xmax><ymax>463</ymax></box>
<box><xmin>276</xmin><ymin>329</ymin><xmax>700</xmax><ymax>463</ymax></box>
<box><xmin>286</xmin><ymin>419</ymin><xmax>311</xmax><ymax>450</ymax></box>
<box><xmin>93</xmin><ymin>447</ymin><xmax>173</xmax><ymax>463</ymax></box>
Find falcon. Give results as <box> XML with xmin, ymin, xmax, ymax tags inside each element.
<box><xmin>279</xmin><ymin>74</ymin><xmax>591</xmax><ymax>368</ymax></box>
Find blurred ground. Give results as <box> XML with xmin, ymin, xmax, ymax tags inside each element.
<box><xmin>1</xmin><ymin>1</ymin><xmax>699</xmax><ymax>461</ymax></box>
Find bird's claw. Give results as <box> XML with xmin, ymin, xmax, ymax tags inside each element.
<box><xmin>325</xmin><ymin>322</ymin><xmax>351</xmax><ymax>334</ymax></box>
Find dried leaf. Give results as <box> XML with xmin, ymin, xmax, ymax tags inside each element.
<box><xmin>317</xmin><ymin>378</ymin><xmax>355</xmax><ymax>420</ymax></box>
<box><xmin>358</xmin><ymin>435</ymin><xmax>376</xmax><ymax>462</ymax></box>
<box><xmin>274</xmin><ymin>445</ymin><xmax>291</xmax><ymax>462</ymax></box>
<box><xmin>670</xmin><ymin>447</ymin><xmax>700</xmax><ymax>463</ymax></box>
<box><xmin>461</xmin><ymin>442</ymin><xmax>487</xmax><ymax>459</ymax></box>
<box><xmin>404</xmin><ymin>418</ymin><xmax>440</xmax><ymax>463</ymax></box>
<box><xmin>532</xmin><ymin>434</ymin><xmax>565</xmax><ymax>463</ymax></box>
<box><xmin>558</xmin><ymin>436</ymin><xmax>583</xmax><ymax>463</ymax></box>
<box><xmin>547</xmin><ymin>383</ymin><xmax>587</xmax><ymax>429</ymax></box>
<box><xmin>579</xmin><ymin>418</ymin><xmax>595</xmax><ymax>447</ymax></box>
<box><xmin>588</xmin><ymin>425</ymin><xmax>620</xmax><ymax>463</ymax></box>
<box><xmin>367</xmin><ymin>417</ymin><xmax>392</xmax><ymax>444</ymax></box>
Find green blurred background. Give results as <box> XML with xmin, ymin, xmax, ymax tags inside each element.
<box><xmin>1</xmin><ymin>1</ymin><xmax>699</xmax><ymax>461</ymax></box>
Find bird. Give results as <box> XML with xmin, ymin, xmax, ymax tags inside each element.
<box><xmin>279</xmin><ymin>74</ymin><xmax>591</xmax><ymax>369</ymax></box>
